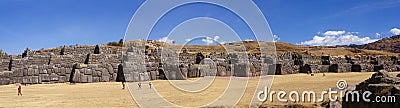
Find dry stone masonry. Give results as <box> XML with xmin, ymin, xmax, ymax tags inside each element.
<box><xmin>1</xmin><ymin>42</ymin><xmax>400</xmax><ymax>85</ymax></box>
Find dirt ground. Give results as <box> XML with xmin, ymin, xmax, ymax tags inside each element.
<box><xmin>0</xmin><ymin>82</ymin><xmax>138</xmax><ymax>108</ymax></box>
<box><xmin>1</xmin><ymin>72</ymin><xmax>398</xmax><ymax>108</ymax></box>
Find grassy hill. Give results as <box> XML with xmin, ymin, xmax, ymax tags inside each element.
<box><xmin>347</xmin><ymin>35</ymin><xmax>400</xmax><ymax>53</ymax></box>
<box><xmin>32</xmin><ymin>38</ymin><xmax>399</xmax><ymax>57</ymax></box>
<box><xmin>120</xmin><ymin>40</ymin><xmax>397</xmax><ymax>56</ymax></box>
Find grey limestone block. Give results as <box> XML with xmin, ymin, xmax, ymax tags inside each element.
<box><xmin>150</xmin><ymin>71</ymin><xmax>157</xmax><ymax>80</ymax></box>
<box><xmin>40</xmin><ymin>74</ymin><xmax>50</xmax><ymax>82</ymax></box>
<box><xmin>33</xmin><ymin>69</ymin><xmax>39</xmax><ymax>76</ymax></box>
<box><xmin>59</xmin><ymin>67</ymin><xmax>66</xmax><ymax>76</ymax></box>
<box><xmin>101</xmin><ymin>76</ymin><xmax>110</xmax><ymax>82</ymax></box>
<box><xmin>27</xmin><ymin>68</ymin><xmax>34</xmax><ymax>76</ymax></box>
<box><xmin>124</xmin><ymin>74</ymin><xmax>133</xmax><ymax>82</ymax></box>
<box><xmin>50</xmin><ymin>73</ymin><xmax>59</xmax><ymax>81</ymax></box>
<box><xmin>101</xmin><ymin>68</ymin><xmax>109</xmax><ymax>76</ymax></box>
<box><xmin>112</xmin><ymin>73</ymin><xmax>117</xmax><ymax>81</ymax></box>
<box><xmin>84</xmin><ymin>69</ymin><xmax>92</xmax><ymax>75</ymax></box>
<box><xmin>23</xmin><ymin>69</ymin><xmax>28</xmax><ymax>76</ymax></box>
<box><xmin>22</xmin><ymin>76</ymin><xmax>32</xmax><ymax>84</ymax></box>
<box><xmin>217</xmin><ymin>66</ymin><xmax>227</xmax><ymax>76</ymax></box>
<box><xmin>87</xmin><ymin>75</ymin><xmax>93</xmax><ymax>83</ymax></box>
<box><xmin>54</xmin><ymin>68</ymin><xmax>60</xmax><ymax>74</ymax></box>
<box><xmin>92</xmin><ymin>77</ymin><xmax>100</xmax><ymax>82</ymax></box>
<box><xmin>58</xmin><ymin>76</ymin><xmax>66</xmax><ymax>83</ymax></box>
<box><xmin>80</xmin><ymin>74</ymin><xmax>88</xmax><ymax>83</ymax></box>
<box><xmin>233</xmin><ymin>63</ymin><xmax>250</xmax><ymax>77</ymax></box>
<box><xmin>65</xmin><ymin>68</ymin><xmax>72</xmax><ymax>74</ymax></box>
<box><xmin>71</xmin><ymin>69</ymin><xmax>80</xmax><ymax>83</ymax></box>
<box><xmin>32</xmin><ymin>76</ymin><xmax>39</xmax><ymax>84</ymax></box>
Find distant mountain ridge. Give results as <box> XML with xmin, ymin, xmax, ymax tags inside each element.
<box><xmin>346</xmin><ymin>35</ymin><xmax>400</xmax><ymax>53</ymax></box>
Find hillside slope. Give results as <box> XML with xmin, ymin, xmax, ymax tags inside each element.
<box><xmin>356</xmin><ymin>35</ymin><xmax>400</xmax><ymax>53</ymax></box>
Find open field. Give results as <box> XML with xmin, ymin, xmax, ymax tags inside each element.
<box><xmin>0</xmin><ymin>82</ymin><xmax>138</xmax><ymax>108</ymax></box>
<box><xmin>1</xmin><ymin>72</ymin><xmax>399</xmax><ymax>107</ymax></box>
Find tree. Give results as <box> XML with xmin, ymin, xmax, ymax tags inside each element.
<box><xmin>94</xmin><ymin>45</ymin><xmax>100</xmax><ymax>54</ymax></box>
<box><xmin>60</xmin><ymin>46</ymin><xmax>65</xmax><ymax>55</ymax></box>
<box><xmin>118</xmin><ymin>39</ymin><xmax>124</xmax><ymax>46</ymax></box>
<box><xmin>8</xmin><ymin>56</ymin><xmax>12</xmax><ymax>71</ymax></box>
<box><xmin>22</xmin><ymin>48</ymin><xmax>30</xmax><ymax>58</ymax></box>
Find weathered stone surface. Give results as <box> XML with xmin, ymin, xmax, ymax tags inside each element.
<box><xmin>3</xmin><ymin>43</ymin><xmax>400</xmax><ymax>86</ymax></box>
<box><xmin>343</xmin><ymin>70</ymin><xmax>400</xmax><ymax>107</ymax></box>
<box><xmin>92</xmin><ymin>77</ymin><xmax>100</xmax><ymax>82</ymax></box>
<box><xmin>233</xmin><ymin>63</ymin><xmax>250</xmax><ymax>77</ymax></box>
<box><xmin>32</xmin><ymin>76</ymin><xmax>39</xmax><ymax>84</ymax></box>
<box><xmin>101</xmin><ymin>69</ymin><xmax>109</xmax><ymax>76</ymax></box>
<box><xmin>80</xmin><ymin>74</ymin><xmax>88</xmax><ymax>83</ymax></box>
<box><xmin>71</xmin><ymin>69</ymin><xmax>80</xmax><ymax>83</ymax></box>
<box><xmin>59</xmin><ymin>76</ymin><xmax>66</xmax><ymax>82</ymax></box>
<box><xmin>50</xmin><ymin>73</ymin><xmax>59</xmax><ymax>81</ymax></box>
<box><xmin>150</xmin><ymin>71</ymin><xmax>157</xmax><ymax>80</ymax></box>
<box><xmin>87</xmin><ymin>75</ymin><xmax>93</xmax><ymax>83</ymax></box>
<box><xmin>40</xmin><ymin>74</ymin><xmax>50</xmax><ymax>82</ymax></box>
<box><xmin>84</xmin><ymin>69</ymin><xmax>92</xmax><ymax>75</ymax></box>
<box><xmin>217</xmin><ymin>66</ymin><xmax>226</xmax><ymax>76</ymax></box>
<box><xmin>101</xmin><ymin>76</ymin><xmax>110</xmax><ymax>82</ymax></box>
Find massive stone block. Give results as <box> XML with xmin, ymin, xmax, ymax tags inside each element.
<box><xmin>180</xmin><ymin>68</ymin><xmax>188</xmax><ymax>79</ymax></box>
<box><xmin>329</xmin><ymin>63</ymin><xmax>352</xmax><ymax>72</ymax></box>
<box><xmin>188</xmin><ymin>65</ymin><xmax>199</xmax><ymax>78</ymax></box>
<box><xmin>40</xmin><ymin>74</ymin><xmax>50</xmax><ymax>82</ymax></box>
<box><xmin>84</xmin><ymin>69</ymin><xmax>92</xmax><ymax>75</ymax></box>
<box><xmin>217</xmin><ymin>66</ymin><xmax>227</xmax><ymax>76</ymax></box>
<box><xmin>33</xmin><ymin>69</ymin><xmax>39</xmax><ymax>76</ymax></box>
<box><xmin>92</xmin><ymin>77</ymin><xmax>100</xmax><ymax>82</ymax></box>
<box><xmin>50</xmin><ymin>73</ymin><xmax>59</xmax><ymax>81</ymax></box>
<box><xmin>150</xmin><ymin>71</ymin><xmax>157</xmax><ymax>80</ymax></box>
<box><xmin>233</xmin><ymin>63</ymin><xmax>250</xmax><ymax>77</ymax></box>
<box><xmin>32</xmin><ymin>76</ymin><xmax>39</xmax><ymax>84</ymax></box>
<box><xmin>22</xmin><ymin>76</ymin><xmax>32</xmax><ymax>84</ymax></box>
<box><xmin>70</xmin><ymin>69</ymin><xmax>80</xmax><ymax>83</ymax></box>
<box><xmin>59</xmin><ymin>76</ymin><xmax>66</xmax><ymax>83</ymax></box>
<box><xmin>101</xmin><ymin>76</ymin><xmax>110</xmax><ymax>82</ymax></box>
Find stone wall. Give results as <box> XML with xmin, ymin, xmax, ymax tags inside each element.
<box><xmin>2</xmin><ymin>43</ymin><xmax>400</xmax><ymax>85</ymax></box>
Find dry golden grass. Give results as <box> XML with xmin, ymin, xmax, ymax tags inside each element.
<box><xmin>35</xmin><ymin>40</ymin><xmax>398</xmax><ymax>57</ymax></box>
<box><xmin>1</xmin><ymin>72</ymin><xmax>399</xmax><ymax>107</ymax></box>
<box><xmin>0</xmin><ymin>82</ymin><xmax>138</xmax><ymax>108</ymax></box>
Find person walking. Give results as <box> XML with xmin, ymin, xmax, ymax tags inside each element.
<box><xmin>121</xmin><ymin>81</ymin><xmax>126</xmax><ymax>89</ymax></box>
<box><xmin>17</xmin><ymin>85</ymin><xmax>22</xmax><ymax>96</ymax></box>
<box><xmin>148</xmin><ymin>81</ymin><xmax>152</xmax><ymax>89</ymax></box>
<box><xmin>138</xmin><ymin>82</ymin><xmax>142</xmax><ymax>90</ymax></box>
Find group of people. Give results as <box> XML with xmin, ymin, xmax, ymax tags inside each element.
<box><xmin>16</xmin><ymin>81</ymin><xmax>153</xmax><ymax>96</ymax></box>
<box><xmin>121</xmin><ymin>81</ymin><xmax>152</xmax><ymax>90</ymax></box>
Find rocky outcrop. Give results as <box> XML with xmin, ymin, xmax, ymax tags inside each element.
<box><xmin>342</xmin><ymin>70</ymin><xmax>400</xmax><ymax>108</ymax></box>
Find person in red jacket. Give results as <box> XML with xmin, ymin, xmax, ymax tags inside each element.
<box><xmin>18</xmin><ymin>85</ymin><xmax>22</xmax><ymax>96</ymax></box>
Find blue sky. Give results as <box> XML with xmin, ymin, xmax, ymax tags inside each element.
<box><xmin>0</xmin><ymin>0</ymin><xmax>399</xmax><ymax>54</ymax></box>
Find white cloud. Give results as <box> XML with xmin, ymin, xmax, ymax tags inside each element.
<box><xmin>299</xmin><ymin>31</ymin><xmax>378</xmax><ymax>46</ymax></box>
<box><xmin>244</xmin><ymin>39</ymin><xmax>254</xmax><ymax>41</ymax></box>
<box><xmin>323</xmin><ymin>30</ymin><xmax>346</xmax><ymax>36</ymax></box>
<box><xmin>214</xmin><ymin>36</ymin><xmax>220</xmax><ymax>41</ymax></box>
<box><xmin>390</xmin><ymin>28</ymin><xmax>400</xmax><ymax>35</ymax></box>
<box><xmin>185</xmin><ymin>38</ymin><xmax>191</xmax><ymax>42</ymax></box>
<box><xmin>202</xmin><ymin>37</ymin><xmax>214</xmax><ymax>45</ymax></box>
<box><xmin>273</xmin><ymin>34</ymin><xmax>280</xmax><ymax>42</ymax></box>
<box><xmin>201</xmin><ymin>36</ymin><xmax>220</xmax><ymax>45</ymax></box>
<box><xmin>157</xmin><ymin>36</ymin><xmax>175</xmax><ymax>44</ymax></box>
<box><xmin>375</xmin><ymin>33</ymin><xmax>381</xmax><ymax>37</ymax></box>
